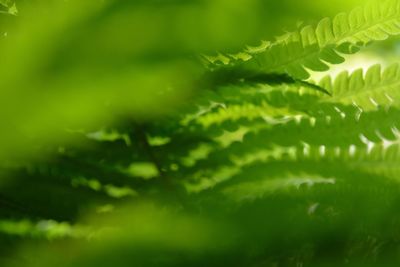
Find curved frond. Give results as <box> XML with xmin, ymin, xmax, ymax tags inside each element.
<box><xmin>319</xmin><ymin>64</ymin><xmax>400</xmax><ymax>109</ymax></box>
<box><xmin>252</xmin><ymin>0</ymin><xmax>400</xmax><ymax>79</ymax></box>
<box><xmin>207</xmin><ymin>0</ymin><xmax>400</xmax><ymax>80</ymax></box>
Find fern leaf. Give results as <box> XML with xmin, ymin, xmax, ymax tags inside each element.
<box><xmin>319</xmin><ymin>64</ymin><xmax>400</xmax><ymax>110</ymax></box>
<box><xmin>179</xmin><ymin>104</ymin><xmax>400</xmax><ymax>193</ymax></box>
<box><xmin>220</xmin><ymin>0</ymin><xmax>400</xmax><ymax>80</ymax></box>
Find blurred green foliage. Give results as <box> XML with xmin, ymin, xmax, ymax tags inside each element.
<box><xmin>2</xmin><ymin>0</ymin><xmax>400</xmax><ymax>267</ymax></box>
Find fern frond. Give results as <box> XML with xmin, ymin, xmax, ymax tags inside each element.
<box><xmin>207</xmin><ymin>0</ymin><xmax>400</xmax><ymax>80</ymax></box>
<box><xmin>185</xmin><ymin>63</ymin><xmax>400</xmax><ymax>136</ymax></box>
<box><xmin>250</xmin><ymin>0</ymin><xmax>400</xmax><ymax>79</ymax></box>
<box><xmin>319</xmin><ymin>64</ymin><xmax>400</xmax><ymax>110</ymax></box>
<box><xmin>179</xmin><ymin>84</ymin><xmax>322</xmax><ymax>134</ymax></box>
<box><xmin>179</xmin><ymin>104</ymin><xmax>400</xmax><ymax>193</ymax></box>
<box><xmin>220</xmin><ymin>141</ymin><xmax>400</xmax><ymax>200</ymax></box>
